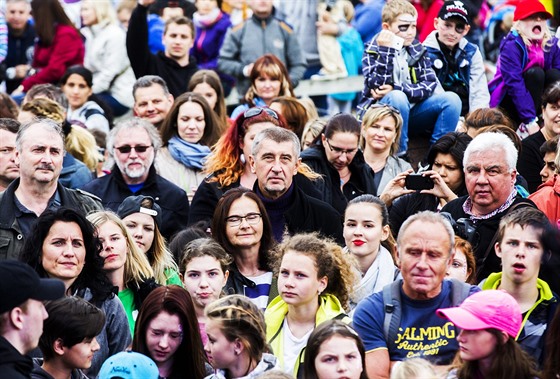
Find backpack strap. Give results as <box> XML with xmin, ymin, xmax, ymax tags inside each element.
<box><xmin>383</xmin><ymin>279</ymin><xmax>403</xmax><ymax>352</ymax></box>
<box><xmin>83</xmin><ymin>108</ymin><xmax>103</xmax><ymax>119</ymax></box>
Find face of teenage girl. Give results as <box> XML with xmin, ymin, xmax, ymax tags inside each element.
<box><xmin>97</xmin><ymin>221</ymin><xmax>127</xmax><ymax>273</ymax></box>
<box><xmin>343</xmin><ymin>202</ymin><xmax>390</xmax><ymax>262</ymax></box>
<box><xmin>192</xmin><ymin>82</ymin><xmax>218</xmax><ymax>110</ymax></box>
<box><xmin>182</xmin><ymin>256</ymin><xmax>228</xmax><ymax>310</ymax></box>
<box><xmin>446</xmin><ymin>247</ymin><xmax>470</xmax><ymax>283</ymax></box>
<box><xmin>123</xmin><ymin>212</ymin><xmax>155</xmax><ymax>254</ymax></box>
<box><xmin>278</xmin><ymin>250</ymin><xmax>328</xmax><ymax>307</ymax></box>
<box><xmin>516</xmin><ymin>13</ymin><xmax>549</xmax><ymax>41</ymax></box>
<box><xmin>457</xmin><ymin>329</ymin><xmax>500</xmax><ymax>364</ymax></box>
<box><xmin>204</xmin><ymin>319</ymin><xmax>238</xmax><ymax>370</ymax></box>
<box><xmin>314</xmin><ymin>335</ymin><xmax>363</xmax><ymax>379</ymax></box>
<box><xmin>145</xmin><ymin>311</ymin><xmax>183</xmax><ymax>367</ymax></box>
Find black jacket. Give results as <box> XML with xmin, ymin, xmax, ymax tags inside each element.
<box><xmin>441</xmin><ymin>194</ymin><xmax>535</xmax><ymax>282</ymax></box>
<box><xmin>0</xmin><ymin>336</ymin><xmax>34</xmax><ymax>379</ymax></box>
<box><xmin>5</xmin><ymin>22</ymin><xmax>35</xmax><ymax>93</ymax></box>
<box><xmin>301</xmin><ymin>146</ymin><xmax>377</xmax><ymax>215</ymax></box>
<box><xmin>0</xmin><ymin>179</ymin><xmax>103</xmax><ymax>261</ymax></box>
<box><xmin>126</xmin><ymin>4</ymin><xmax>198</xmax><ymax>98</ymax></box>
<box><xmin>81</xmin><ymin>165</ymin><xmax>189</xmax><ymax>240</ymax></box>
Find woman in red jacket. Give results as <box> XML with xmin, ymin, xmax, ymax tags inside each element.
<box><xmin>13</xmin><ymin>0</ymin><xmax>84</xmax><ymax>95</ymax></box>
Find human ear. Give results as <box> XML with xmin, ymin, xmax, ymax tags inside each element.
<box><xmin>495</xmin><ymin>242</ymin><xmax>502</xmax><ymax>259</ymax></box>
<box><xmin>53</xmin><ymin>338</ymin><xmax>65</xmax><ymax>356</ymax></box>
<box><xmin>381</xmin><ymin>225</ymin><xmax>390</xmax><ymax>242</ymax></box>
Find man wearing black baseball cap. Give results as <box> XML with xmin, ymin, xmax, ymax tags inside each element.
<box><xmin>0</xmin><ymin>260</ymin><xmax>65</xmax><ymax>379</ymax></box>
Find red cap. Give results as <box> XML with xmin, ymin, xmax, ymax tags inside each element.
<box><xmin>513</xmin><ymin>0</ymin><xmax>552</xmax><ymax>21</ymax></box>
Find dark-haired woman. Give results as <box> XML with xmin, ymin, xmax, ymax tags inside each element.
<box><xmin>19</xmin><ymin>207</ymin><xmax>131</xmax><ymax>377</ymax></box>
<box><xmin>301</xmin><ymin>113</ymin><xmax>376</xmax><ymax>215</ymax></box>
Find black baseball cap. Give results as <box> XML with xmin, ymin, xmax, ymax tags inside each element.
<box><xmin>438</xmin><ymin>0</ymin><xmax>470</xmax><ymax>25</ymax></box>
<box><xmin>0</xmin><ymin>260</ymin><xmax>65</xmax><ymax>314</ymax></box>
<box><xmin>117</xmin><ymin>195</ymin><xmax>162</xmax><ymax>229</ymax></box>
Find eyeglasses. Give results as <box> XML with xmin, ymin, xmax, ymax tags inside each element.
<box><xmin>325</xmin><ymin>139</ymin><xmax>358</xmax><ymax>156</ymax></box>
<box><xmin>397</xmin><ymin>23</ymin><xmax>416</xmax><ymax>32</ymax></box>
<box><xmin>114</xmin><ymin>145</ymin><xmax>152</xmax><ymax>154</ymax></box>
<box><xmin>225</xmin><ymin>213</ymin><xmax>262</xmax><ymax>227</ymax></box>
<box><xmin>440</xmin><ymin>21</ymin><xmax>467</xmax><ymax>34</ymax></box>
<box><xmin>244</xmin><ymin>107</ymin><xmax>279</xmax><ymax>120</ymax></box>
<box><xmin>370</xmin><ymin>103</ymin><xmax>401</xmax><ymax>115</ymax></box>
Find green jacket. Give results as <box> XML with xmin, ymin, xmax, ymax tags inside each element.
<box><xmin>264</xmin><ymin>294</ymin><xmax>350</xmax><ymax>378</ymax></box>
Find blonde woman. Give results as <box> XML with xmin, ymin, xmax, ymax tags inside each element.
<box><xmin>87</xmin><ymin>211</ymin><xmax>158</xmax><ymax>335</ymax></box>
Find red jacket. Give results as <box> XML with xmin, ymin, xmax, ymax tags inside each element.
<box><xmin>22</xmin><ymin>24</ymin><xmax>84</xmax><ymax>91</ymax></box>
<box><xmin>528</xmin><ymin>175</ymin><xmax>560</xmax><ymax>224</ymax></box>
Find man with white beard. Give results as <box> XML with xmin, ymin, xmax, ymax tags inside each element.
<box><xmin>81</xmin><ymin>118</ymin><xmax>189</xmax><ymax>239</ymax></box>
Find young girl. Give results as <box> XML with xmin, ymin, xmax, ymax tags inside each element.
<box><xmin>303</xmin><ymin>320</ymin><xmax>368</xmax><ymax>379</ymax></box>
<box><xmin>264</xmin><ymin>233</ymin><xmax>355</xmax><ymax>378</ymax></box>
<box><xmin>344</xmin><ymin>194</ymin><xmax>397</xmax><ymax>308</ymax></box>
<box><xmin>180</xmin><ymin>238</ymin><xmax>231</xmax><ymax>347</ymax></box>
<box><xmin>437</xmin><ymin>290</ymin><xmax>540</xmax><ymax>379</ymax></box>
<box><xmin>133</xmin><ymin>285</ymin><xmax>208</xmax><ymax>379</ymax></box>
<box><xmin>488</xmin><ymin>0</ymin><xmax>560</xmax><ymax>135</ymax></box>
<box><xmin>204</xmin><ymin>295</ymin><xmax>278</xmax><ymax>379</ymax></box>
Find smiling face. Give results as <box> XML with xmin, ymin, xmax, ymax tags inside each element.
<box><xmin>183</xmin><ymin>255</ymin><xmax>228</xmax><ymax>310</ymax></box>
<box><xmin>254</xmin><ymin>75</ymin><xmax>281</xmax><ymax>104</ymax></box>
<box><xmin>41</xmin><ymin>221</ymin><xmax>86</xmax><ymax>287</ymax></box>
<box><xmin>278</xmin><ymin>251</ymin><xmax>327</xmax><ymax>307</ymax></box>
<box><xmin>61</xmin><ymin>337</ymin><xmax>100</xmax><ymax>370</ymax></box>
<box><xmin>123</xmin><ymin>212</ymin><xmax>155</xmax><ymax>254</ymax></box>
<box><xmin>434</xmin><ymin>17</ymin><xmax>470</xmax><ymax>50</ymax></box>
<box><xmin>177</xmin><ymin>101</ymin><xmax>206</xmax><ymax>143</ymax></box>
<box><xmin>363</xmin><ymin>115</ymin><xmax>397</xmax><ymax>155</ymax></box>
<box><xmin>6</xmin><ymin>0</ymin><xmax>31</xmax><ymax>31</ymax></box>
<box><xmin>62</xmin><ymin>74</ymin><xmax>93</xmax><ymax>110</ymax></box>
<box><xmin>146</xmin><ymin>311</ymin><xmax>183</xmax><ymax>367</ymax></box>
<box><xmin>433</xmin><ymin>153</ymin><xmax>463</xmax><ymax>192</ymax></box>
<box><xmin>495</xmin><ymin>224</ymin><xmax>543</xmax><ymax>286</ymax></box>
<box><xmin>314</xmin><ymin>335</ymin><xmax>364</xmax><ymax>379</ymax></box>
<box><xmin>80</xmin><ymin>0</ymin><xmax>98</xmax><ymax>27</ymax></box>
<box><xmin>133</xmin><ymin>84</ymin><xmax>174</xmax><ymax>126</ymax></box>
<box><xmin>97</xmin><ymin>221</ymin><xmax>128</xmax><ymax>273</ymax></box>
<box><xmin>516</xmin><ymin>13</ymin><xmax>549</xmax><ymax>41</ymax></box>
<box><xmin>225</xmin><ymin>196</ymin><xmax>264</xmax><ymax>249</ymax></box>
<box><xmin>397</xmin><ymin>220</ymin><xmax>453</xmax><ymax>300</ymax></box>
<box><xmin>344</xmin><ymin>202</ymin><xmax>390</xmax><ymax>263</ymax></box>
<box><xmin>322</xmin><ymin>132</ymin><xmax>359</xmax><ymax>171</ymax></box>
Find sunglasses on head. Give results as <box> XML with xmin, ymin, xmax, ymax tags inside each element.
<box><xmin>370</xmin><ymin>103</ymin><xmax>401</xmax><ymax>115</ymax></box>
<box><xmin>114</xmin><ymin>145</ymin><xmax>152</xmax><ymax>154</ymax></box>
<box><xmin>244</xmin><ymin>107</ymin><xmax>279</xmax><ymax>120</ymax></box>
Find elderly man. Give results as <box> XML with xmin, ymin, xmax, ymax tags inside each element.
<box><xmin>81</xmin><ymin>118</ymin><xmax>189</xmax><ymax>240</ymax></box>
<box><xmin>132</xmin><ymin>75</ymin><xmax>174</xmax><ymax>129</ymax></box>
<box><xmin>249</xmin><ymin>127</ymin><xmax>343</xmax><ymax>244</ymax></box>
<box><xmin>0</xmin><ymin>119</ymin><xmax>102</xmax><ymax>261</ymax></box>
<box><xmin>353</xmin><ymin>211</ymin><xmax>478</xmax><ymax>379</ymax></box>
<box><xmin>442</xmin><ymin>132</ymin><xmax>535</xmax><ymax>282</ymax></box>
<box><xmin>0</xmin><ymin>119</ymin><xmax>19</xmax><ymax>192</ymax></box>
<box><xmin>0</xmin><ymin>260</ymin><xmax>65</xmax><ymax>378</ymax></box>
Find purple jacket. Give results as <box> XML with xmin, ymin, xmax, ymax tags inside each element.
<box><xmin>489</xmin><ymin>31</ymin><xmax>560</xmax><ymax>123</ymax></box>
<box><xmin>192</xmin><ymin>11</ymin><xmax>231</xmax><ymax>70</ymax></box>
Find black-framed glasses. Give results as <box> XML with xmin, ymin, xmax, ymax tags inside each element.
<box><xmin>244</xmin><ymin>107</ymin><xmax>279</xmax><ymax>120</ymax></box>
<box><xmin>114</xmin><ymin>145</ymin><xmax>152</xmax><ymax>154</ymax></box>
<box><xmin>370</xmin><ymin>103</ymin><xmax>401</xmax><ymax>115</ymax></box>
<box><xmin>397</xmin><ymin>23</ymin><xmax>416</xmax><ymax>32</ymax></box>
<box><xmin>325</xmin><ymin>139</ymin><xmax>358</xmax><ymax>156</ymax></box>
<box><xmin>226</xmin><ymin>213</ymin><xmax>262</xmax><ymax>227</ymax></box>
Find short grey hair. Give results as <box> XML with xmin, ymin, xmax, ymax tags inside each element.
<box><xmin>463</xmin><ymin>132</ymin><xmax>517</xmax><ymax>172</ymax></box>
<box><xmin>397</xmin><ymin>211</ymin><xmax>455</xmax><ymax>257</ymax></box>
<box><xmin>16</xmin><ymin>118</ymin><xmax>65</xmax><ymax>152</ymax></box>
<box><xmin>107</xmin><ymin>118</ymin><xmax>162</xmax><ymax>156</ymax></box>
<box><xmin>251</xmin><ymin>127</ymin><xmax>300</xmax><ymax>157</ymax></box>
<box><xmin>132</xmin><ymin>75</ymin><xmax>170</xmax><ymax>99</ymax></box>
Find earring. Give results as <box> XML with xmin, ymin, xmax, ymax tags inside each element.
<box><xmin>240</xmin><ymin>153</ymin><xmax>246</xmax><ymax>165</ymax></box>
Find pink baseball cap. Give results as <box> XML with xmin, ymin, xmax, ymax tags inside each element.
<box><xmin>436</xmin><ymin>290</ymin><xmax>522</xmax><ymax>338</ymax></box>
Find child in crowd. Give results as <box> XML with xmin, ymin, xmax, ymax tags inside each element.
<box><xmin>358</xmin><ymin>0</ymin><xmax>460</xmax><ymax>156</ymax></box>
<box><xmin>437</xmin><ymin>290</ymin><xmax>540</xmax><ymax>379</ymax></box>
<box><xmin>488</xmin><ymin>0</ymin><xmax>560</xmax><ymax>136</ymax></box>
<box><xmin>424</xmin><ymin>0</ymin><xmax>489</xmax><ymax>117</ymax></box>
<box><xmin>33</xmin><ymin>297</ymin><xmax>105</xmax><ymax>379</ymax></box>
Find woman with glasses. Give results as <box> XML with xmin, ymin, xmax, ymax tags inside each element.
<box><xmin>132</xmin><ymin>285</ymin><xmax>208</xmax><ymax>379</ymax></box>
<box><xmin>301</xmin><ymin>113</ymin><xmax>377</xmax><ymax>214</ymax></box>
<box><xmin>230</xmin><ymin>54</ymin><xmax>296</xmax><ymax>120</ymax></box>
<box><xmin>212</xmin><ymin>187</ymin><xmax>277</xmax><ymax>309</ymax></box>
<box><xmin>361</xmin><ymin>104</ymin><xmax>412</xmax><ymax>196</ymax></box>
<box><xmin>155</xmin><ymin>92</ymin><xmax>221</xmax><ymax>200</ymax></box>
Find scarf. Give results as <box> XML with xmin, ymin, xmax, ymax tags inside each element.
<box><xmin>193</xmin><ymin>8</ymin><xmax>222</xmax><ymax>29</ymax></box>
<box><xmin>167</xmin><ymin>135</ymin><xmax>211</xmax><ymax>170</ymax></box>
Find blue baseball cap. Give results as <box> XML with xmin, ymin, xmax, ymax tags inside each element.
<box><xmin>98</xmin><ymin>351</ymin><xmax>159</xmax><ymax>379</ymax></box>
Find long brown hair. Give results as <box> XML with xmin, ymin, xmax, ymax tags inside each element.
<box><xmin>31</xmin><ymin>0</ymin><xmax>77</xmax><ymax>45</ymax></box>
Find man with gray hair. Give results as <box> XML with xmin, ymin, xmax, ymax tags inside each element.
<box><xmin>0</xmin><ymin>119</ymin><xmax>102</xmax><ymax>261</ymax></box>
<box><xmin>81</xmin><ymin>118</ymin><xmax>189</xmax><ymax>239</ymax></box>
<box><xmin>442</xmin><ymin>132</ymin><xmax>535</xmax><ymax>282</ymax></box>
<box><xmin>249</xmin><ymin>127</ymin><xmax>343</xmax><ymax>244</ymax></box>
<box><xmin>132</xmin><ymin>75</ymin><xmax>174</xmax><ymax>129</ymax></box>
<box><xmin>353</xmin><ymin>211</ymin><xmax>478</xmax><ymax>379</ymax></box>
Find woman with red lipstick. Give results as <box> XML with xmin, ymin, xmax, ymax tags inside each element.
<box><xmin>87</xmin><ymin>211</ymin><xmax>158</xmax><ymax>336</ymax></box>
<box><xmin>133</xmin><ymin>285</ymin><xmax>208</xmax><ymax>379</ymax></box>
<box><xmin>156</xmin><ymin>92</ymin><xmax>221</xmax><ymax>200</ymax></box>
<box><xmin>343</xmin><ymin>194</ymin><xmax>397</xmax><ymax>308</ymax></box>
<box><xmin>301</xmin><ymin>113</ymin><xmax>377</xmax><ymax>215</ymax></box>
<box><xmin>212</xmin><ymin>187</ymin><xmax>276</xmax><ymax>310</ymax></box>
<box><xmin>264</xmin><ymin>233</ymin><xmax>355</xmax><ymax>378</ymax></box>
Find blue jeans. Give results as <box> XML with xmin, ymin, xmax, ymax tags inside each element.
<box><xmin>97</xmin><ymin>92</ymin><xmax>130</xmax><ymax>117</ymax></box>
<box><xmin>380</xmin><ymin>90</ymin><xmax>461</xmax><ymax>154</ymax></box>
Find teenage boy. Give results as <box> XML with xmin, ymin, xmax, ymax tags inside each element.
<box><xmin>480</xmin><ymin>207</ymin><xmax>558</xmax><ymax>368</ymax></box>
<box><xmin>33</xmin><ymin>297</ymin><xmax>106</xmax><ymax>379</ymax></box>
<box><xmin>424</xmin><ymin>0</ymin><xmax>489</xmax><ymax>117</ymax></box>
<box><xmin>357</xmin><ymin>0</ymin><xmax>460</xmax><ymax>156</ymax></box>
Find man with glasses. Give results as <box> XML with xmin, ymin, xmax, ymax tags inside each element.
<box><xmin>0</xmin><ymin>119</ymin><xmax>102</xmax><ymax>261</ymax></box>
<box><xmin>249</xmin><ymin>127</ymin><xmax>344</xmax><ymax>244</ymax></box>
<box><xmin>82</xmin><ymin>118</ymin><xmax>189</xmax><ymax>240</ymax></box>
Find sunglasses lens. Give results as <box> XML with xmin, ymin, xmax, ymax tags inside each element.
<box><xmin>117</xmin><ymin>146</ymin><xmax>132</xmax><ymax>154</ymax></box>
<box><xmin>135</xmin><ymin>146</ymin><xmax>149</xmax><ymax>153</ymax></box>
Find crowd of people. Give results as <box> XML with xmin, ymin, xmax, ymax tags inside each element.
<box><xmin>0</xmin><ymin>0</ymin><xmax>560</xmax><ymax>378</ymax></box>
